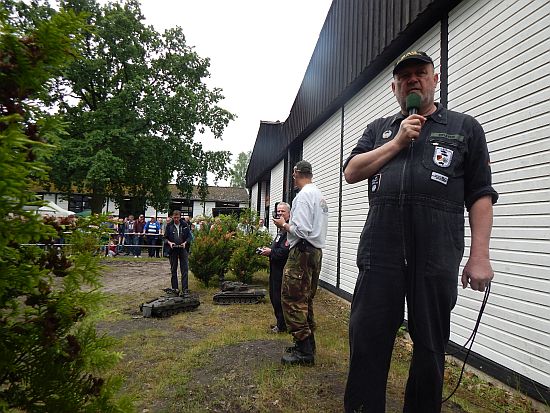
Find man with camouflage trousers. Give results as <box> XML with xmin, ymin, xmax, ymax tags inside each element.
<box><xmin>273</xmin><ymin>160</ymin><xmax>328</xmax><ymax>366</ymax></box>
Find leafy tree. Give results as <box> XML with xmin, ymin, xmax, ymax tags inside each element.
<box><xmin>0</xmin><ymin>5</ymin><xmax>130</xmax><ymax>412</ymax></box>
<box><xmin>229</xmin><ymin>150</ymin><xmax>251</xmax><ymax>188</ymax></box>
<box><xmin>47</xmin><ymin>0</ymin><xmax>234</xmax><ymax>213</ymax></box>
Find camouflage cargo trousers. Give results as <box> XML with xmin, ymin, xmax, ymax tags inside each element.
<box><xmin>281</xmin><ymin>244</ymin><xmax>323</xmax><ymax>342</ymax></box>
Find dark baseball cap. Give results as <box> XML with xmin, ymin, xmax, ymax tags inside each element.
<box><xmin>393</xmin><ymin>51</ymin><xmax>434</xmax><ymax>75</ymax></box>
<box><xmin>294</xmin><ymin>160</ymin><xmax>312</xmax><ymax>174</ymax></box>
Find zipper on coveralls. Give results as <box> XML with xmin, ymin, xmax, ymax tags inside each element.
<box><xmin>399</xmin><ymin>140</ymin><xmax>415</xmax><ymax>267</ymax></box>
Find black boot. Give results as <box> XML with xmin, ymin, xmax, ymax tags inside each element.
<box><xmin>281</xmin><ymin>338</ymin><xmax>314</xmax><ymax>366</ymax></box>
<box><xmin>310</xmin><ymin>332</ymin><xmax>316</xmax><ymax>355</ymax></box>
<box><xmin>285</xmin><ymin>333</ymin><xmax>316</xmax><ymax>355</ymax></box>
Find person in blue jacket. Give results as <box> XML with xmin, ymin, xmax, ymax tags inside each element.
<box><xmin>144</xmin><ymin>216</ymin><xmax>161</xmax><ymax>258</ymax></box>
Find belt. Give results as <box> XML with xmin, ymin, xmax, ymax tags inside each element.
<box><xmin>294</xmin><ymin>238</ymin><xmax>318</xmax><ymax>252</ymax></box>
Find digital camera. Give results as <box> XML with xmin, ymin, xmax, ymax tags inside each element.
<box><xmin>272</xmin><ymin>202</ymin><xmax>280</xmax><ymax>219</ymax></box>
<box><xmin>255</xmin><ymin>247</ymin><xmax>264</xmax><ymax>255</ymax></box>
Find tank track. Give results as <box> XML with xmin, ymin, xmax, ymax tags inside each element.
<box><xmin>213</xmin><ymin>294</ymin><xmax>265</xmax><ymax>305</ymax></box>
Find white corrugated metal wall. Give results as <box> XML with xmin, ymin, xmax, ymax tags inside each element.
<box><xmin>247</xmin><ymin>0</ymin><xmax>549</xmax><ymax>392</ymax></box>
<box><xmin>302</xmin><ymin>110</ymin><xmax>342</xmax><ymax>287</ymax></box>
<box><xmin>269</xmin><ymin>160</ymin><xmax>285</xmax><ymax>238</ymax></box>
<box><xmin>250</xmin><ymin>183</ymin><xmax>258</xmax><ymax>214</ymax></box>
<box><xmin>448</xmin><ymin>0</ymin><xmax>550</xmax><ymax>387</ymax></box>
<box><xmin>340</xmin><ymin>26</ymin><xmax>441</xmax><ymax>295</ymax></box>
<box><xmin>259</xmin><ymin>183</ymin><xmax>266</xmax><ymax>220</ymax></box>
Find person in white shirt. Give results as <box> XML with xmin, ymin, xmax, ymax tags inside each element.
<box><xmin>273</xmin><ymin>160</ymin><xmax>328</xmax><ymax>366</ymax></box>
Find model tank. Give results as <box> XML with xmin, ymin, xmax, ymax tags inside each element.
<box><xmin>213</xmin><ymin>281</ymin><xmax>267</xmax><ymax>305</ymax></box>
<box><xmin>140</xmin><ymin>289</ymin><xmax>200</xmax><ymax>317</ymax></box>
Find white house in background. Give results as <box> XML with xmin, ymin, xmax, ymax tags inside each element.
<box><xmin>246</xmin><ymin>0</ymin><xmax>549</xmax><ymax>404</ymax></box>
<box><xmin>166</xmin><ymin>185</ymin><xmax>249</xmax><ymax>219</ymax></box>
<box><xmin>35</xmin><ymin>185</ymin><xmax>249</xmax><ymax>219</ymax></box>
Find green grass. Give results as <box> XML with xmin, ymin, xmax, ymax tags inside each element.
<box><xmin>96</xmin><ymin>266</ymin><xmax>545</xmax><ymax>413</ymax></box>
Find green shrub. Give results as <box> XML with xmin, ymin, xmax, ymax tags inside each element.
<box><xmin>189</xmin><ymin>214</ymin><xmax>237</xmax><ymax>287</ymax></box>
<box><xmin>227</xmin><ymin>209</ymin><xmax>272</xmax><ymax>284</ymax></box>
<box><xmin>229</xmin><ymin>230</ymin><xmax>272</xmax><ymax>284</ymax></box>
<box><xmin>211</xmin><ymin>214</ymin><xmax>238</xmax><ymax>281</ymax></box>
<box><xmin>0</xmin><ymin>4</ymin><xmax>131</xmax><ymax>412</ymax></box>
<box><xmin>188</xmin><ymin>229</ymin><xmax>227</xmax><ymax>288</ymax></box>
<box><xmin>190</xmin><ymin>211</ymin><xmax>277</xmax><ymax>286</ymax></box>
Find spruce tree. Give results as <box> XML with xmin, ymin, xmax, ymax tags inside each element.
<box><xmin>0</xmin><ymin>4</ymin><xmax>131</xmax><ymax>412</ymax></box>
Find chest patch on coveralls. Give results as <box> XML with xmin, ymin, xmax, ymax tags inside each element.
<box><xmin>371</xmin><ymin>174</ymin><xmax>381</xmax><ymax>192</ymax></box>
<box><xmin>433</xmin><ymin>146</ymin><xmax>454</xmax><ymax>167</ymax></box>
<box><xmin>431</xmin><ymin>172</ymin><xmax>449</xmax><ymax>185</ymax></box>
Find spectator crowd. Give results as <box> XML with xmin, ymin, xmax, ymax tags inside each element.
<box><xmin>104</xmin><ymin>214</ymin><xmax>198</xmax><ymax>258</ymax></box>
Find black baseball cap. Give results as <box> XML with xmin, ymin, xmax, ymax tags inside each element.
<box><xmin>294</xmin><ymin>160</ymin><xmax>312</xmax><ymax>174</ymax></box>
<box><xmin>393</xmin><ymin>51</ymin><xmax>434</xmax><ymax>75</ymax></box>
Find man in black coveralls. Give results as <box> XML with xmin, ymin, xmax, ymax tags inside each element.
<box><xmin>343</xmin><ymin>51</ymin><xmax>498</xmax><ymax>413</ymax></box>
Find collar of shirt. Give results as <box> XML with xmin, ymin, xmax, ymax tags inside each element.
<box><xmin>390</xmin><ymin>102</ymin><xmax>447</xmax><ymax>126</ymax></box>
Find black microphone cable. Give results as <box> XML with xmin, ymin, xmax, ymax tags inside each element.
<box><xmin>442</xmin><ymin>282</ymin><xmax>491</xmax><ymax>403</ymax></box>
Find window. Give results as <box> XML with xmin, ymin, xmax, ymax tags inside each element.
<box><xmin>169</xmin><ymin>199</ymin><xmax>193</xmax><ymax>217</ymax></box>
<box><xmin>68</xmin><ymin>194</ymin><xmax>91</xmax><ymax>213</ymax></box>
<box><xmin>215</xmin><ymin>201</ymin><xmax>239</xmax><ymax>208</ymax></box>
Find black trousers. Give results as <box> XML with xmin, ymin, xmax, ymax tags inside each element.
<box><xmin>147</xmin><ymin>236</ymin><xmax>158</xmax><ymax>257</ymax></box>
<box><xmin>269</xmin><ymin>262</ymin><xmax>286</xmax><ymax>330</ymax></box>
<box><xmin>344</xmin><ymin>201</ymin><xmax>461</xmax><ymax>413</ymax></box>
<box><xmin>169</xmin><ymin>247</ymin><xmax>189</xmax><ymax>291</ymax></box>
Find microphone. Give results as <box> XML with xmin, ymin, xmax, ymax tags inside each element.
<box><xmin>406</xmin><ymin>93</ymin><xmax>421</xmax><ymax>116</ymax></box>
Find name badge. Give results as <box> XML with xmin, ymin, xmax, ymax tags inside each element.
<box><xmin>431</xmin><ymin>172</ymin><xmax>448</xmax><ymax>185</ymax></box>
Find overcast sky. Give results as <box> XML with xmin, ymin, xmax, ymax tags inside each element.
<box><xmin>134</xmin><ymin>0</ymin><xmax>333</xmax><ymax>183</ymax></box>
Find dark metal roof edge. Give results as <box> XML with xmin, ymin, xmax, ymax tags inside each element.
<box><xmin>246</xmin><ymin>147</ymin><xmax>287</xmax><ymax>189</ymax></box>
<box><xmin>245</xmin><ymin>121</ymin><xmax>285</xmax><ymax>188</ymax></box>
<box><xmin>248</xmin><ymin>0</ymin><xmax>462</xmax><ymax>185</ymax></box>
<box><xmin>286</xmin><ymin>0</ymin><xmax>461</xmax><ymax>146</ymax></box>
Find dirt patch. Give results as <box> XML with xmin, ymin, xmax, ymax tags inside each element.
<box><xmin>186</xmin><ymin>339</ymin><xmax>350</xmax><ymax>413</ymax></box>
<box><xmin>96</xmin><ymin>317</ymin><xmax>203</xmax><ymax>342</ymax></box>
<box><xmin>192</xmin><ymin>340</ymin><xmax>282</xmax><ymax>385</ymax></box>
<box><xmin>101</xmin><ymin>259</ymin><xmax>170</xmax><ymax>294</ymax></box>
<box><xmin>188</xmin><ymin>340</ymin><xmax>282</xmax><ymax>413</ymax></box>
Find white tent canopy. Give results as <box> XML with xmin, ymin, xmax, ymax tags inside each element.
<box><xmin>37</xmin><ymin>201</ymin><xmax>75</xmax><ymax>217</ymax></box>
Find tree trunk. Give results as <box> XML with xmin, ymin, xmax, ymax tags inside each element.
<box><xmin>90</xmin><ymin>193</ymin><xmax>106</xmax><ymax>214</ymax></box>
